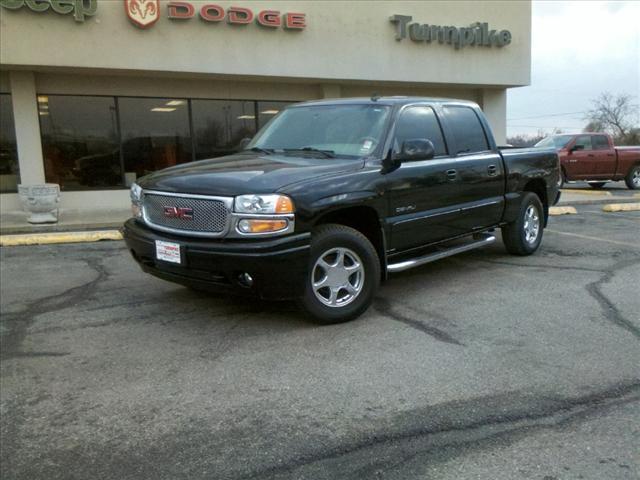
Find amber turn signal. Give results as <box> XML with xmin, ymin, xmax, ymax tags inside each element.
<box><xmin>237</xmin><ymin>219</ymin><xmax>288</xmax><ymax>234</ymax></box>
<box><xmin>275</xmin><ymin>196</ymin><xmax>294</xmax><ymax>214</ymax></box>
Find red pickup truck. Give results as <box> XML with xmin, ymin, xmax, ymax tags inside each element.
<box><xmin>535</xmin><ymin>133</ymin><xmax>640</xmax><ymax>189</ymax></box>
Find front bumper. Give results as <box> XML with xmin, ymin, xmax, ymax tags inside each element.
<box><xmin>123</xmin><ymin>219</ymin><xmax>311</xmax><ymax>300</ymax></box>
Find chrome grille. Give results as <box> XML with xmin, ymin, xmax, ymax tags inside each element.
<box><xmin>143</xmin><ymin>192</ymin><xmax>230</xmax><ymax>234</ymax></box>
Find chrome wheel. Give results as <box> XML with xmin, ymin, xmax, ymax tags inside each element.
<box><xmin>311</xmin><ymin>247</ymin><xmax>364</xmax><ymax>308</ymax></box>
<box><xmin>633</xmin><ymin>168</ymin><xmax>640</xmax><ymax>187</ymax></box>
<box><xmin>523</xmin><ymin>205</ymin><xmax>540</xmax><ymax>244</ymax></box>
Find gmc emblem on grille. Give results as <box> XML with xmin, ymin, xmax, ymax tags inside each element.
<box><xmin>163</xmin><ymin>206</ymin><xmax>194</xmax><ymax>220</ymax></box>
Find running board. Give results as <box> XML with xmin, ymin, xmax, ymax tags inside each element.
<box><xmin>387</xmin><ymin>233</ymin><xmax>496</xmax><ymax>273</ymax></box>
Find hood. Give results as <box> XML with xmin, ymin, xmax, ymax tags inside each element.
<box><xmin>138</xmin><ymin>152</ymin><xmax>365</xmax><ymax>196</ymax></box>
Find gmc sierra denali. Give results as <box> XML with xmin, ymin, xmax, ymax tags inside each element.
<box><xmin>123</xmin><ymin>97</ymin><xmax>560</xmax><ymax>323</ymax></box>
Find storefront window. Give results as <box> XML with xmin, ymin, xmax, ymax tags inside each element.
<box><xmin>257</xmin><ymin>101</ymin><xmax>292</xmax><ymax>129</ymax></box>
<box><xmin>192</xmin><ymin>100</ymin><xmax>256</xmax><ymax>160</ymax></box>
<box><xmin>40</xmin><ymin>95</ymin><xmax>121</xmax><ymax>190</ymax></box>
<box><xmin>119</xmin><ymin>98</ymin><xmax>192</xmax><ymax>182</ymax></box>
<box><xmin>0</xmin><ymin>94</ymin><xmax>20</xmax><ymax>193</ymax></box>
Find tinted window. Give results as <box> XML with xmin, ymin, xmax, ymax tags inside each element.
<box><xmin>534</xmin><ymin>135</ymin><xmax>573</xmax><ymax>150</ymax></box>
<box><xmin>394</xmin><ymin>106</ymin><xmax>447</xmax><ymax>157</ymax></box>
<box><xmin>593</xmin><ymin>135</ymin><xmax>610</xmax><ymax>150</ymax></box>
<box><xmin>443</xmin><ymin>106</ymin><xmax>489</xmax><ymax>154</ymax></box>
<box><xmin>0</xmin><ymin>94</ymin><xmax>20</xmax><ymax>192</ymax></box>
<box><xmin>574</xmin><ymin>135</ymin><xmax>593</xmax><ymax>151</ymax></box>
<box><xmin>257</xmin><ymin>101</ymin><xmax>293</xmax><ymax>129</ymax></box>
<box><xmin>39</xmin><ymin>95</ymin><xmax>121</xmax><ymax>190</ymax></box>
<box><xmin>192</xmin><ymin>100</ymin><xmax>256</xmax><ymax>160</ymax></box>
<box><xmin>119</xmin><ymin>97</ymin><xmax>192</xmax><ymax>183</ymax></box>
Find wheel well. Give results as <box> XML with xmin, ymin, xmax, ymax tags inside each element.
<box><xmin>314</xmin><ymin>206</ymin><xmax>386</xmax><ymax>278</ymax></box>
<box><xmin>523</xmin><ymin>179</ymin><xmax>549</xmax><ymax>225</ymax></box>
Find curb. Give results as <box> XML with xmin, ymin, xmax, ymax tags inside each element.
<box><xmin>602</xmin><ymin>203</ymin><xmax>640</xmax><ymax>213</ymax></box>
<box><xmin>549</xmin><ymin>206</ymin><xmax>577</xmax><ymax>216</ymax></box>
<box><xmin>0</xmin><ymin>230</ymin><xmax>123</xmax><ymax>247</ymax></box>
<box><xmin>561</xmin><ymin>189</ymin><xmax>612</xmax><ymax>196</ymax></box>
<box><xmin>557</xmin><ymin>197</ymin><xmax>638</xmax><ymax>206</ymax></box>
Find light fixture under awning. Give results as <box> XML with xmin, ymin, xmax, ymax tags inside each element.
<box><xmin>151</xmin><ymin>107</ymin><xmax>176</xmax><ymax>112</ymax></box>
<box><xmin>237</xmin><ymin>115</ymin><xmax>255</xmax><ymax>119</ymax></box>
<box><xmin>260</xmin><ymin>110</ymin><xmax>279</xmax><ymax>115</ymax></box>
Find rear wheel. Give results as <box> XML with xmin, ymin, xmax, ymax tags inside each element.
<box><xmin>588</xmin><ymin>182</ymin><xmax>607</xmax><ymax>189</ymax></box>
<box><xmin>501</xmin><ymin>192</ymin><xmax>544</xmax><ymax>256</ymax></box>
<box><xmin>625</xmin><ymin>165</ymin><xmax>640</xmax><ymax>190</ymax></box>
<box><xmin>299</xmin><ymin>224</ymin><xmax>380</xmax><ymax>324</ymax></box>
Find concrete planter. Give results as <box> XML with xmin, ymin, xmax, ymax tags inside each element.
<box><xmin>18</xmin><ymin>184</ymin><xmax>60</xmax><ymax>224</ymax></box>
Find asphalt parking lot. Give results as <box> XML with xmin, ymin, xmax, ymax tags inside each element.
<box><xmin>1</xmin><ymin>204</ymin><xmax>639</xmax><ymax>480</ymax></box>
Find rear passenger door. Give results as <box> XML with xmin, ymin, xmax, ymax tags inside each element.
<box><xmin>439</xmin><ymin>105</ymin><xmax>505</xmax><ymax>234</ymax></box>
<box><xmin>591</xmin><ymin>134</ymin><xmax>617</xmax><ymax>176</ymax></box>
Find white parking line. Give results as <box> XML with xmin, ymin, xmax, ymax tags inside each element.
<box><xmin>545</xmin><ymin>230</ymin><xmax>640</xmax><ymax>248</ymax></box>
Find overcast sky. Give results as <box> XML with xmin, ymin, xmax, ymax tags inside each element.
<box><xmin>507</xmin><ymin>0</ymin><xmax>640</xmax><ymax>138</ymax></box>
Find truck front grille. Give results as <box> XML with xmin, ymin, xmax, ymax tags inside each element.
<box><xmin>142</xmin><ymin>192</ymin><xmax>230</xmax><ymax>235</ymax></box>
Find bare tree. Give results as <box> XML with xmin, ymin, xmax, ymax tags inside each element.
<box><xmin>585</xmin><ymin>93</ymin><xmax>637</xmax><ymax>138</ymax></box>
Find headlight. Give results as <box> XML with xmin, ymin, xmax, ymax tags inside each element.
<box><xmin>130</xmin><ymin>183</ymin><xmax>143</xmax><ymax>218</ymax></box>
<box><xmin>130</xmin><ymin>182</ymin><xmax>142</xmax><ymax>202</ymax></box>
<box><xmin>234</xmin><ymin>194</ymin><xmax>294</xmax><ymax>214</ymax></box>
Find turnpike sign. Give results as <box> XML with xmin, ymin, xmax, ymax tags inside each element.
<box><xmin>390</xmin><ymin>14</ymin><xmax>512</xmax><ymax>49</ymax></box>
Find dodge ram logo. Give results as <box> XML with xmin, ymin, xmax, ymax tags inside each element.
<box><xmin>163</xmin><ymin>206</ymin><xmax>194</xmax><ymax>220</ymax></box>
<box><xmin>125</xmin><ymin>0</ymin><xmax>160</xmax><ymax>29</ymax></box>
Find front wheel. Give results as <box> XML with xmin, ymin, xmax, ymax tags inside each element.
<box><xmin>501</xmin><ymin>192</ymin><xmax>544</xmax><ymax>256</ymax></box>
<box><xmin>625</xmin><ymin>165</ymin><xmax>640</xmax><ymax>190</ymax></box>
<box><xmin>299</xmin><ymin>224</ymin><xmax>380</xmax><ymax>324</ymax></box>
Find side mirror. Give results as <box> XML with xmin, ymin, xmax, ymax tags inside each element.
<box><xmin>396</xmin><ymin>139</ymin><xmax>435</xmax><ymax>162</ymax></box>
<box><xmin>239</xmin><ymin>137</ymin><xmax>252</xmax><ymax>150</ymax></box>
<box><xmin>570</xmin><ymin>144</ymin><xmax>584</xmax><ymax>153</ymax></box>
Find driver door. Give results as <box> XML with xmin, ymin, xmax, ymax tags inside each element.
<box><xmin>385</xmin><ymin>105</ymin><xmax>461</xmax><ymax>251</ymax></box>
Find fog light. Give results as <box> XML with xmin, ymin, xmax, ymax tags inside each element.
<box><xmin>238</xmin><ymin>272</ymin><xmax>254</xmax><ymax>287</ymax></box>
<box><xmin>237</xmin><ymin>218</ymin><xmax>288</xmax><ymax>234</ymax></box>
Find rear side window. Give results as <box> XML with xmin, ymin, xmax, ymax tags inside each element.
<box><xmin>394</xmin><ymin>106</ymin><xmax>447</xmax><ymax>157</ymax></box>
<box><xmin>593</xmin><ymin>135</ymin><xmax>610</xmax><ymax>150</ymax></box>
<box><xmin>442</xmin><ymin>106</ymin><xmax>489</xmax><ymax>154</ymax></box>
<box><xmin>574</xmin><ymin>135</ymin><xmax>593</xmax><ymax>151</ymax></box>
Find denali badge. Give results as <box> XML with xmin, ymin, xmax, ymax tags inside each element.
<box><xmin>163</xmin><ymin>206</ymin><xmax>194</xmax><ymax>220</ymax></box>
<box><xmin>125</xmin><ymin>0</ymin><xmax>160</xmax><ymax>29</ymax></box>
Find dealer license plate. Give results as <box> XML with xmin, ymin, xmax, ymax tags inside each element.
<box><xmin>155</xmin><ymin>240</ymin><xmax>181</xmax><ymax>264</ymax></box>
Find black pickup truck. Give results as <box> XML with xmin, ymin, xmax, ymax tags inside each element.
<box><xmin>124</xmin><ymin>97</ymin><xmax>560</xmax><ymax>323</ymax></box>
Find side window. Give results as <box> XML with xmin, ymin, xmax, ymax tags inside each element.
<box><xmin>394</xmin><ymin>106</ymin><xmax>447</xmax><ymax>157</ymax></box>
<box><xmin>574</xmin><ymin>135</ymin><xmax>593</xmax><ymax>151</ymax></box>
<box><xmin>442</xmin><ymin>106</ymin><xmax>489</xmax><ymax>154</ymax></box>
<box><xmin>593</xmin><ymin>135</ymin><xmax>610</xmax><ymax>150</ymax></box>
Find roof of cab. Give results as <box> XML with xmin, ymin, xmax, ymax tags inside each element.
<box><xmin>291</xmin><ymin>96</ymin><xmax>479</xmax><ymax>108</ymax></box>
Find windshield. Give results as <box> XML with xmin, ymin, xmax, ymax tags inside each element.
<box><xmin>247</xmin><ymin>104</ymin><xmax>391</xmax><ymax>158</ymax></box>
<box><xmin>534</xmin><ymin>135</ymin><xmax>574</xmax><ymax>150</ymax></box>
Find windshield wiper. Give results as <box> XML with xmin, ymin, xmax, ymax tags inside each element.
<box><xmin>282</xmin><ymin>147</ymin><xmax>336</xmax><ymax>158</ymax></box>
<box><xmin>247</xmin><ymin>147</ymin><xmax>275</xmax><ymax>155</ymax></box>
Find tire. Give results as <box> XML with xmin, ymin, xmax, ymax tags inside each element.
<box><xmin>559</xmin><ymin>169</ymin><xmax>567</xmax><ymax>189</ymax></box>
<box><xmin>501</xmin><ymin>192</ymin><xmax>544</xmax><ymax>256</ymax></box>
<box><xmin>588</xmin><ymin>182</ymin><xmax>607</xmax><ymax>189</ymax></box>
<box><xmin>624</xmin><ymin>164</ymin><xmax>640</xmax><ymax>190</ymax></box>
<box><xmin>299</xmin><ymin>224</ymin><xmax>380</xmax><ymax>324</ymax></box>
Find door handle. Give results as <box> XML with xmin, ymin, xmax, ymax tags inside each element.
<box><xmin>446</xmin><ymin>169</ymin><xmax>457</xmax><ymax>180</ymax></box>
<box><xmin>487</xmin><ymin>164</ymin><xmax>498</xmax><ymax>176</ymax></box>
<box><xmin>588</xmin><ymin>154</ymin><xmax>595</xmax><ymax>157</ymax></box>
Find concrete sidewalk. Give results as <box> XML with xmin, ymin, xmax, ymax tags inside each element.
<box><xmin>0</xmin><ymin>209</ymin><xmax>130</xmax><ymax>235</ymax></box>
<box><xmin>556</xmin><ymin>188</ymin><xmax>637</xmax><ymax>206</ymax></box>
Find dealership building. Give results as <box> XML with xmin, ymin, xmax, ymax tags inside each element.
<box><xmin>0</xmin><ymin>0</ymin><xmax>531</xmax><ymax>217</ymax></box>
